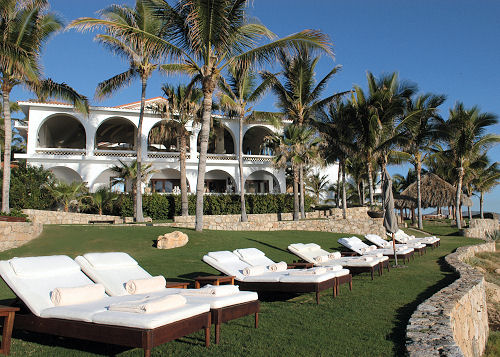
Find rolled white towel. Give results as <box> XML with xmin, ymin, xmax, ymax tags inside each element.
<box><xmin>242</xmin><ymin>265</ymin><xmax>267</xmax><ymax>276</ymax></box>
<box><xmin>368</xmin><ymin>245</ymin><xmax>377</xmax><ymax>251</ymax></box>
<box><xmin>125</xmin><ymin>276</ymin><xmax>166</xmax><ymax>295</ymax></box>
<box><xmin>288</xmin><ymin>267</ymin><xmax>327</xmax><ymax>276</ymax></box>
<box><xmin>328</xmin><ymin>252</ymin><xmax>341</xmax><ymax>260</ymax></box>
<box><xmin>360</xmin><ymin>247</ymin><xmax>367</xmax><ymax>254</ymax></box>
<box><xmin>325</xmin><ymin>265</ymin><xmax>342</xmax><ymax>272</ymax></box>
<box><xmin>108</xmin><ymin>294</ymin><xmax>186</xmax><ymax>314</ymax></box>
<box><xmin>180</xmin><ymin>284</ymin><xmax>240</xmax><ymax>297</ymax></box>
<box><xmin>51</xmin><ymin>284</ymin><xmax>105</xmax><ymax>306</ymax></box>
<box><xmin>268</xmin><ymin>261</ymin><xmax>288</xmax><ymax>272</ymax></box>
<box><xmin>314</xmin><ymin>255</ymin><xmax>329</xmax><ymax>263</ymax></box>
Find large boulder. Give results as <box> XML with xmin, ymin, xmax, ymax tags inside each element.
<box><xmin>157</xmin><ymin>231</ymin><xmax>189</xmax><ymax>249</ymax></box>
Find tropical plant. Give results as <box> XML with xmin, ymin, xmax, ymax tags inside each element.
<box><xmin>440</xmin><ymin>102</ymin><xmax>499</xmax><ymax>228</ymax></box>
<box><xmin>0</xmin><ymin>0</ymin><xmax>88</xmax><ymax>213</ymax></box>
<box><xmin>110</xmin><ymin>160</ymin><xmax>156</xmax><ymax>219</ymax></box>
<box><xmin>69</xmin><ymin>0</ymin><xmax>164</xmax><ymax>222</ymax></box>
<box><xmin>261</xmin><ymin>48</ymin><xmax>342</xmax><ymax>217</ymax></box>
<box><xmin>470</xmin><ymin>158</ymin><xmax>500</xmax><ymax>219</ymax></box>
<box><xmin>91</xmin><ymin>186</ymin><xmax>118</xmax><ymax>215</ymax></box>
<box><xmin>345</xmin><ymin>156</ymin><xmax>368</xmax><ymax>206</ymax></box>
<box><xmin>271</xmin><ymin>124</ymin><xmax>320</xmax><ymax>220</ymax></box>
<box><xmin>218</xmin><ymin>64</ymin><xmax>276</xmax><ymax>221</ymax></box>
<box><xmin>150</xmin><ymin>83</ymin><xmax>203</xmax><ymax>216</ymax></box>
<box><xmin>44</xmin><ymin>180</ymin><xmax>89</xmax><ymax>212</ymax></box>
<box><xmin>400</xmin><ymin>93</ymin><xmax>446</xmax><ymax>228</ymax></box>
<box><xmin>306</xmin><ymin>172</ymin><xmax>329</xmax><ymax>203</ymax></box>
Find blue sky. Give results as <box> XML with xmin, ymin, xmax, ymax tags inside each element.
<box><xmin>11</xmin><ymin>0</ymin><xmax>500</xmax><ymax>213</ymax></box>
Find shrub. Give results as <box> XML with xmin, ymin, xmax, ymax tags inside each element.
<box><xmin>0</xmin><ymin>208</ymin><xmax>29</xmax><ymax>219</ymax></box>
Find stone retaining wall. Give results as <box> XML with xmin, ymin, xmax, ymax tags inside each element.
<box><xmin>463</xmin><ymin>219</ymin><xmax>499</xmax><ymax>239</ymax></box>
<box><xmin>406</xmin><ymin>242</ymin><xmax>495</xmax><ymax>357</ymax></box>
<box><xmin>22</xmin><ymin>209</ymin><xmax>134</xmax><ymax>225</ymax></box>
<box><xmin>169</xmin><ymin>208</ymin><xmax>385</xmax><ymax>236</ymax></box>
<box><xmin>0</xmin><ymin>221</ymin><xmax>43</xmax><ymax>252</ymax></box>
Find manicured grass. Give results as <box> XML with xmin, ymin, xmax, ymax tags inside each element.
<box><xmin>0</xmin><ymin>225</ymin><xmax>481</xmax><ymax>356</ymax></box>
<box><xmin>420</xmin><ymin>220</ymin><xmax>461</xmax><ymax>236</ymax></box>
<box><xmin>484</xmin><ymin>331</ymin><xmax>500</xmax><ymax>357</ymax></box>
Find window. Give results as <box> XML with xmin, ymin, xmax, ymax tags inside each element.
<box><xmin>245</xmin><ymin>180</ymin><xmax>269</xmax><ymax>193</ymax></box>
<box><xmin>150</xmin><ymin>179</ymin><xmax>181</xmax><ymax>193</ymax></box>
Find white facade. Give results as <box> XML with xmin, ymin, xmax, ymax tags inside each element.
<box><xmin>15</xmin><ymin>98</ymin><xmax>286</xmax><ymax>194</ymax></box>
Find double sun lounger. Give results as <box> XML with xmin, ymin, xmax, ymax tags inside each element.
<box><xmin>0</xmin><ymin>252</ymin><xmax>259</xmax><ymax>356</ymax></box>
<box><xmin>392</xmin><ymin>229</ymin><xmax>440</xmax><ymax>248</ymax></box>
<box><xmin>338</xmin><ymin>237</ymin><xmax>416</xmax><ymax>263</ymax></box>
<box><xmin>203</xmin><ymin>249</ymin><xmax>352</xmax><ymax>304</ymax></box>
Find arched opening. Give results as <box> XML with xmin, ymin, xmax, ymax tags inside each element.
<box><xmin>197</xmin><ymin>125</ymin><xmax>235</xmax><ymax>154</ymax></box>
<box><xmin>245</xmin><ymin>170</ymin><xmax>280</xmax><ymax>193</ymax></box>
<box><xmin>92</xmin><ymin>168</ymin><xmax>125</xmax><ymax>192</ymax></box>
<box><xmin>149</xmin><ymin>168</ymin><xmax>190</xmax><ymax>193</ymax></box>
<box><xmin>148</xmin><ymin>121</ymin><xmax>189</xmax><ymax>152</ymax></box>
<box><xmin>95</xmin><ymin>117</ymin><xmax>136</xmax><ymax>150</ymax></box>
<box><xmin>243</xmin><ymin>126</ymin><xmax>274</xmax><ymax>155</ymax></box>
<box><xmin>49</xmin><ymin>166</ymin><xmax>83</xmax><ymax>184</ymax></box>
<box><xmin>37</xmin><ymin>115</ymin><xmax>85</xmax><ymax>149</ymax></box>
<box><xmin>205</xmin><ymin>170</ymin><xmax>236</xmax><ymax>193</ymax></box>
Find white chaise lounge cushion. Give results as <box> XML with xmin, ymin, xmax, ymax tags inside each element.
<box><xmin>9</xmin><ymin>255</ymin><xmax>80</xmax><ymax>278</ymax></box>
<box><xmin>83</xmin><ymin>252</ymin><xmax>138</xmax><ymax>269</ymax></box>
<box><xmin>233</xmin><ymin>248</ymin><xmax>275</xmax><ymax>267</ymax></box>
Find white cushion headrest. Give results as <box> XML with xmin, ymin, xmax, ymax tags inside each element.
<box><xmin>234</xmin><ymin>248</ymin><xmax>265</xmax><ymax>260</ymax></box>
<box><xmin>288</xmin><ymin>243</ymin><xmax>306</xmax><ymax>251</ymax></box>
<box><xmin>303</xmin><ymin>243</ymin><xmax>321</xmax><ymax>251</ymax></box>
<box><xmin>207</xmin><ymin>251</ymin><xmax>240</xmax><ymax>263</ymax></box>
<box><xmin>9</xmin><ymin>255</ymin><xmax>80</xmax><ymax>278</ymax></box>
<box><xmin>83</xmin><ymin>252</ymin><xmax>138</xmax><ymax>269</ymax></box>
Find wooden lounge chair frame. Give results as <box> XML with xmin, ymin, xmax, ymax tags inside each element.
<box><xmin>236</xmin><ymin>275</ymin><xmax>350</xmax><ymax>304</ymax></box>
<box><xmin>3</xmin><ymin>298</ymin><xmax>210</xmax><ymax>357</ymax></box>
<box><xmin>211</xmin><ymin>300</ymin><xmax>259</xmax><ymax>344</ymax></box>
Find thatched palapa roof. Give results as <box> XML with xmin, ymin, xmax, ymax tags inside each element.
<box><xmin>394</xmin><ymin>173</ymin><xmax>472</xmax><ymax>209</ymax></box>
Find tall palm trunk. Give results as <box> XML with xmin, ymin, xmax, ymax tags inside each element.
<box><xmin>135</xmin><ymin>77</ymin><xmax>147</xmax><ymax>222</ymax></box>
<box><xmin>357</xmin><ymin>182</ymin><xmax>362</xmax><ymax>206</ymax></box>
<box><xmin>361</xmin><ymin>181</ymin><xmax>365</xmax><ymax>206</ymax></box>
<box><xmin>480</xmin><ymin>191</ymin><xmax>484</xmax><ymax>219</ymax></box>
<box><xmin>341</xmin><ymin>161</ymin><xmax>347</xmax><ymax>219</ymax></box>
<box><xmin>367</xmin><ymin>161</ymin><xmax>374</xmax><ymax>205</ymax></box>
<box><xmin>299</xmin><ymin>164</ymin><xmax>305</xmax><ymax>219</ymax></box>
<box><xmin>195</xmin><ymin>77</ymin><xmax>215</xmax><ymax>231</ymax></box>
<box><xmin>293</xmin><ymin>165</ymin><xmax>299</xmax><ymax>221</ymax></box>
<box><xmin>336</xmin><ymin>164</ymin><xmax>341</xmax><ymax>207</ymax></box>
<box><xmin>416</xmin><ymin>159</ymin><xmax>423</xmax><ymax>229</ymax></box>
<box><xmin>238</xmin><ymin>114</ymin><xmax>247</xmax><ymax>222</ymax></box>
<box><xmin>179</xmin><ymin>134</ymin><xmax>188</xmax><ymax>216</ymax></box>
<box><xmin>456</xmin><ymin>165</ymin><xmax>464</xmax><ymax>229</ymax></box>
<box><xmin>1</xmin><ymin>86</ymin><xmax>12</xmax><ymax>213</ymax></box>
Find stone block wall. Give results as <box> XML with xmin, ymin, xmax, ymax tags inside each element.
<box><xmin>406</xmin><ymin>242</ymin><xmax>495</xmax><ymax>357</ymax></box>
<box><xmin>463</xmin><ymin>219</ymin><xmax>499</xmax><ymax>239</ymax></box>
<box><xmin>0</xmin><ymin>221</ymin><xmax>43</xmax><ymax>252</ymax></box>
<box><xmin>169</xmin><ymin>208</ymin><xmax>385</xmax><ymax>236</ymax></box>
<box><xmin>22</xmin><ymin>209</ymin><xmax>135</xmax><ymax>225</ymax></box>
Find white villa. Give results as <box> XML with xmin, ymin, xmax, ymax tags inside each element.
<box><xmin>15</xmin><ymin>97</ymin><xmax>289</xmax><ymax>195</ymax></box>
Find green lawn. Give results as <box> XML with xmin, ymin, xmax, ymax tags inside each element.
<box><xmin>0</xmin><ymin>225</ymin><xmax>482</xmax><ymax>356</ymax></box>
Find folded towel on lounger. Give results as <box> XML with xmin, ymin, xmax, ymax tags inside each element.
<box><xmin>328</xmin><ymin>252</ymin><xmax>341</xmax><ymax>260</ymax></box>
<box><xmin>268</xmin><ymin>261</ymin><xmax>287</xmax><ymax>272</ymax></box>
<box><xmin>51</xmin><ymin>284</ymin><xmax>106</xmax><ymax>306</ymax></box>
<box><xmin>180</xmin><ymin>284</ymin><xmax>239</xmax><ymax>297</ymax></box>
<box><xmin>314</xmin><ymin>255</ymin><xmax>330</xmax><ymax>263</ymax></box>
<box><xmin>242</xmin><ymin>265</ymin><xmax>267</xmax><ymax>276</ymax></box>
<box><xmin>125</xmin><ymin>276</ymin><xmax>166</xmax><ymax>295</ymax></box>
<box><xmin>288</xmin><ymin>267</ymin><xmax>327</xmax><ymax>276</ymax></box>
<box><xmin>325</xmin><ymin>265</ymin><xmax>342</xmax><ymax>272</ymax></box>
<box><xmin>108</xmin><ymin>294</ymin><xmax>187</xmax><ymax>314</ymax></box>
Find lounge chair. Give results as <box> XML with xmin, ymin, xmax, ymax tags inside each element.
<box><xmin>365</xmin><ymin>234</ymin><xmax>427</xmax><ymax>256</ymax></box>
<box><xmin>75</xmin><ymin>252</ymin><xmax>259</xmax><ymax>344</ymax></box>
<box><xmin>338</xmin><ymin>237</ymin><xmax>415</xmax><ymax>263</ymax></box>
<box><xmin>287</xmin><ymin>243</ymin><xmax>388</xmax><ymax>280</ymax></box>
<box><xmin>233</xmin><ymin>247</ymin><xmax>352</xmax><ymax>293</ymax></box>
<box><xmin>203</xmin><ymin>251</ymin><xmax>348</xmax><ymax>303</ymax></box>
<box><xmin>0</xmin><ymin>255</ymin><xmax>211</xmax><ymax>357</ymax></box>
<box><xmin>391</xmin><ymin>229</ymin><xmax>440</xmax><ymax>248</ymax></box>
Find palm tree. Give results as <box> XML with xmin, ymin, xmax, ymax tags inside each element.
<box><xmin>346</xmin><ymin>156</ymin><xmax>368</xmax><ymax>206</ymax></box>
<box><xmin>69</xmin><ymin>1</ymin><xmax>164</xmax><ymax>222</ymax></box>
<box><xmin>306</xmin><ymin>172</ymin><xmax>329</xmax><ymax>203</ymax></box>
<box><xmin>44</xmin><ymin>180</ymin><xmax>89</xmax><ymax>213</ymax></box>
<box><xmin>150</xmin><ymin>83</ymin><xmax>203</xmax><ymax>216</ymax></box>
<box><xmin>261</xmin><ymin>48</ymin><xmax>342</xmax><ymax>218</ymax></box>
<box><xmin>218</xmin><ymin>64</ymin><xmax>276</xmax><ymax>222</ymax></box>
<box><xmin>75</xmin><ymin>0</ymin><xmax>333</xmax><ymax>231</ymax></box>
<box><xmin>91</xmin><ymin>186</ymin><xmax>118</xmax><ymax>215</ymax></box>
<box><xmin>272</xmin><ymin>124</ymin><xmax>320</xmax><ymax>220</ymax></box>
<box><xmin>471</xmin><ymin>159</ymin><xmax>500</xmax><ymax>219</ymax></box>
<box><xmin>442</xmin><ymin>102</ymin><xmax>499</xmax><ymax>228</ymax></box>
<box><xmin>401</xmin><ymin>93</ymin><xmax>446</xmax><ymax>229</ymax></box>
<box><xmin>110</xmin><ymin>159</ymin><xmax>155</xmax><ymax>218</ymax></box>
<box><xmin>1</xmin><ymin>0</ymin><xmax>88</xmax><ymax>213</ymax></box>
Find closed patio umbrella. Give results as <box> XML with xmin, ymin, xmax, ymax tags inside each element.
<box><xmin>382</xmin><ymin>167</ymin><xmax>399</xmax><ymax>265</ymax></box>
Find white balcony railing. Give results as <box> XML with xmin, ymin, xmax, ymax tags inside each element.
<box><xmin>202</xmin><ymin>153</ymin><xmax>237</xmax><ymax>161</ymax></box>
<box><xmin>93</xmin><ymin>150</ymin><xmax>136</xmax><ymax>157</ymax></box>
<box><xmin>243</xmin><ymin>154</ymin><xmax>274</xmax><ymax>163</ymax></box>
<box><xmin>35</xmin><ymin>148</ymin><xmax>86</xmax><ymax>156</ymax></box>
<box><xmin>147</xmin><ymin>152</ymin><xmax>191</xmax><ymax>159</ymax></box>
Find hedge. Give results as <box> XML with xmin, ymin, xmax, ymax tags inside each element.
<box><xmin>109</xmin><ymin>193</ymin><xmax>314</xmax><ymax>220</ymax></box>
